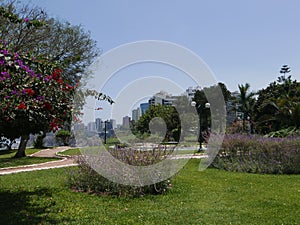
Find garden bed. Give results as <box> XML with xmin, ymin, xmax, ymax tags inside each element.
<box><xmin>212</xmin><ymin>134</ymin><xmax>300</xmax><ymax>174</ymax></box>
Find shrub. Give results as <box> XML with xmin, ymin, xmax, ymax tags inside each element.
<box><xmin>67</xmin><ymin>145</ymin><xmax>175</xmax><ymax>197</ymax></box>
<box><xmin>55</xmin><ymin>130</ymin><xmax>71</xmax><ymax>146</ymax></box>
<box><xmin>212</xmin><ymin>134</ymin><xmax>300</xmax><ymax>174</ymax></box>
<box><xmin>265</xmin><ymin>126</ymin><xmax>300</xmax><ymax>138</ymax></box>
<box><xmin>33</xmin><ymin>134</ymin><xmax>45</xmax><ymax>149</ymax></box>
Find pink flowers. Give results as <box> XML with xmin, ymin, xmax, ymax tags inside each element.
<box><xmin>24</xmin><ymin>18</ymin><xmax>29</xmax><ymax>23</ymax></box>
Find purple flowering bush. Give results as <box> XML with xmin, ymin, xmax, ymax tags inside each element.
<box><xmin>67</xmin><ymin>145</ymin><xmax>175</xmax><ymax>197</ymax></box>
<box><xmin>212</xmin><ymin>134</ymin><xmax>300</xmax><ymax>174</ymax></box>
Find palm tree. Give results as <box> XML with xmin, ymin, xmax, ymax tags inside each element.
<box><xmin>257</xmin><ymin>90</ymin><xmax>300</xmax><ymax>131</ymax></box>
<box><xmin>237</xmin><ymin>83</ymin><xmax>256</xmax><ymax>132</ymax></box>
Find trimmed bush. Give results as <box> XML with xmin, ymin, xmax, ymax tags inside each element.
<box><xmin>212</xmin><ymin>134</ymin><xmax>300</xmax><ymax>174</ymax></box>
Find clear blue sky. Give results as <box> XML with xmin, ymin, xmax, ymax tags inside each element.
<box><xmin>22</xmin><ymin>0</ymin><xmax>300</xmax><ymax>123</ymax></box>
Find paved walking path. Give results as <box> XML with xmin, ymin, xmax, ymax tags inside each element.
<box><xmin>0</xmin><ymin>147</ymin><xmax>207</xmax><ymax>176</ymax></box>
<box><xmin>0</xmin><ymin>146</ymin><xmax>78</xmax><ymax>175</ymax></box>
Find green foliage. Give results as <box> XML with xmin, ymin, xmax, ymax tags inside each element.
<box><xmin>237</xmin><ymin>83</ymin><xmax>256</xmax><ymax>118</ymax></box>
<box><xmin>254</xmin><ymin>66</ymin><xmax>300</xmax><ymax>133</ymax></box>
<box><xmin>33</xmin><ymin>134</ymin><xmax>45</xmax><ymax>149</ymax></box>
<box><xmin>0</xmin><ymin>1</ymin><xmax>98</xmax><ymax>86</ymax></box>
<box><xmin>0</xmin><ymin>1</ymin><xmax>113</xmax><ymax>157</ymax></box>
<box><xmin>136</xmin><ymin>105</ymin><xmax>181</xmax><ymax>142</ymax></box>
<box><xmin>265</xmin><ymin>127</ymin><xmax>300</xmax><ymax>138</ymax></box>
<box><xmin>55</xmin><ymin>130</ymin><xmax>71</xmax><ymax>146</ymax></box>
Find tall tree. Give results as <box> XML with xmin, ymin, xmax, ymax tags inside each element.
<box><xmin>0</xmin><ymin>1</ymin><xmax>99</xmax><ymax>86</ymax></box>
<box><xmin>237</xmin><ymin>83</ymin><xmax>256</xmax><ymax>131</ymax></box>
<box><xmin>278</xmin><ymin>65</ymin><xmax>291</xmax><ymax>83</ymax></box>
<box><xmin>136</xmin><ymin>105</ymin><xmax>181</xmax><ymax>142</ymax></box>
<box><xmin>0</xmin><ymin>45</ymin><xmax>74</xmax><ymax>157</ymax></box>
<box><xmin>0</xmin><ymin>1</ymin><xmax>112</xmax><ymax>156</ymax></box>
<box><xmin>255</xmin><ymin>66</ymin><xmax>300</xmax><ymax>133</ymax></box>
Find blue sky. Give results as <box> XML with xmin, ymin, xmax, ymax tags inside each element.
<box><xmin>22</xmin><ymin>0</ymin><xmax>300</xmax><ymax>123</ymax></box>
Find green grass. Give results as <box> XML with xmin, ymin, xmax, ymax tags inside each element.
<box><xmin>0</xmin><ymin>148</ymin><xmax>59</xmax><ymax>168</ymax></box>
<box><xmin>0</xmin><ymin>159</ymin><xmax>299</xmax><ymax>224</ymax></box>
<box><xmin>58</xmin><ymin>148</ymin><xmax>80</xmax><ymax>156</ymax></box>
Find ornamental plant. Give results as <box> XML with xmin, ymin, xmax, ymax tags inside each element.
<box><xmin>55</xmin><ymin>129</ymin><xmax>72</xmax><ymax>146</ymax></box>
<box><xmin>212</xmin><ymin>134</ymin><xmax>300</xmax><ymax>174</ymax></box>
<box><xmin>67</xmin><ymin>145</ymin><xmax>175</xmax><ymax>197</ymax></box>
<box><xmin>0</xmin><ymin>3</ymin><xmax>113</xmax><ymax>157</ymax></box>
<box><xmin>0</xmin><ymin>42</ymin><xmax>74</xmax><ymax>157</ymax></box>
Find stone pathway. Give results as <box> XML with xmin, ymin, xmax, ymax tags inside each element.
<box><xmin>0</xmin><ymin>146</ymin><xmax>77</xmax><ymax>175</ymax></box>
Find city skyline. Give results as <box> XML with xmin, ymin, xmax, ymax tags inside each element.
<box><xmin>94</xmin><ymin>85</ymin><xmax>199</xmax><ymax>124</ymax></box>
<box><xmin>87</xmin><ymin>85</ymin><xmax>210</xmax><ymax>125</ymax></box>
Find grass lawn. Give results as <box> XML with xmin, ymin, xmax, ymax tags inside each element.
<box><xmin>59</xmin><ymin>148</ymin><xmax>80</xmax><ymax>156</ymax></box>
<box><xmin>0</xmin><ymin>148</ymin><xmax>59</xmax><ymax>168</ymax></box>
<box><xmin>0</xmin><ymin>159</ymin><xmax>299</xmax><ymax>224</ymax></box>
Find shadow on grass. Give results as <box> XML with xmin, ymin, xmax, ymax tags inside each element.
<box><xmin>0</xmin><ymin>149</ymin><xmax>14</xmax><ymax>155</ymax></box>
<box><xmin>0</xmin><ymin>188</ymin><xmax>73</xmax><ymax>224</ymax></box>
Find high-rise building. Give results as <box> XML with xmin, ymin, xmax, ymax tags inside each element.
<box><xmin>73</xmin><ymin>123</ymin><xmax>85</xmax><ymax>131</ymax></box>
<box><xmin>148</xmin><ymin>91</ymin><xmax>177</xmax><ymax>106</ymax></box>
<box><xmin>185</xmin><ymin>86</ymin><xmax>201</xmax><ymax>101</ymax></box>
<box><xmin>110</xmin><ymin>119</ymin><xmax>116</xmax><ymax>129</ymax></box>
<box><xmin>132</xmin><ymin>108</ymin><xmax>141</xmax><ymax>122</ymax></box>
<box><xmin>140</xmin><ymin>103</ymin><xmax>149</xmax><ymax>115</ymax></box>
<box><xmin>95</xmin><ymin>118</ymin><xmax>102</xmax><ymax>132</ymax></box>
<box><xmin>122</xmin><ymin>116</ymin><xmax>131</xmax><ymax>128</ymax></box>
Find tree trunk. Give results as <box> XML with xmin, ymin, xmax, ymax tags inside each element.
<box><xmin>14</xmin><ymin>134</ymin><xmax>29</xmax><ymax>158</ymax></box>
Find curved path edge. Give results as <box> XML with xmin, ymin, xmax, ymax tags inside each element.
<box><xmin>0</xmin><ymin>146</ymin><xmax>78</xmax><ymax>175</ymax></box>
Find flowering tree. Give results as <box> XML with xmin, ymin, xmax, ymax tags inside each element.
<box><xmin>0</xmin><ymin>2</ymin><xmax>114</xmax><ymax>157</ymax></box>
<box><xmin>0</xmin><ymin>2</ymin><xmax>98</xmax><ymax>86</ymax></box>
<box><xmin>0</xmin><ymin>44</ymin><xmax>74</xmax><ymax>157</ymax></box>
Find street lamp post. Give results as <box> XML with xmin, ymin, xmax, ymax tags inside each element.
<box><xmin>101</xmin><ymin>120</ymin><xmax>108</xmax><ymax>144</ymax></box>
<box><xmin>191</xmin><ymin>101</ymin><xmax>210</xmax><ymax>152</ymax></box>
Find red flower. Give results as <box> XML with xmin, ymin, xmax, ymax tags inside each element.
<box><xmin>24</xmin><ymin>88</ymin><xmax>35</xmax><ymax>96</ymax></box>
<box><xmin>52</xmin><ymin>68</ymin><xmax>62</xmax><ymax>80</ymax></box>
<box><xmin>49</xmin><ymin>122</ymin><xmax>59</xmax><ymax>131</ymax></box>
<box><xmin>65</xmin><ymin>84</ymin><xmax>73</xmax><ymax>90</ymax></box>
<box><xmin>57</xmin><ymin>79</ymin><xmax>64</xmax><ymax>84</ymax></box>
<box><xmin>44</xmin><ymin>102</ymin><xmax>52</xmax><ymax>110</ymax></box>
<box><xmin>17</xmin><ymin>102</ymin><xmax>27</xmax><ymax>110</ymax></box>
